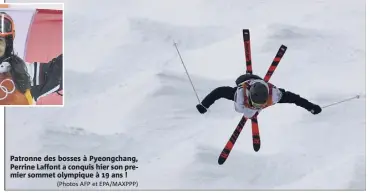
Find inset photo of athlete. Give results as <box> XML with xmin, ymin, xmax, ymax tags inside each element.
<box><xmin>0</xmin><ymin>4</ymin><xmax>63</xmax><ymax>106</ymax></box>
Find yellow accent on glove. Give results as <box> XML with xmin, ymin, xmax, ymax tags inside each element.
<box><xmin>24</xmin><ymin>89</ymin><xmax>34</xmax><ymax>105</ymax></box>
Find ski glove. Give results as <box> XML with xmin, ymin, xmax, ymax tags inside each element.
<box><xmin>196</xmin><ymin>104</ymin><xmax>207</xmax><ymax>114</ymax></box>
<box><xmin>310</xmin><ymin>105</ymin><xmax>322</xmax><ymax>115</ymax></box>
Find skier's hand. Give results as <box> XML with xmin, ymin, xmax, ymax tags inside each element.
<box><xmin>310</xmin><ymin>105</ymin><xmax>322</xmax><ymax>115</ymax></box>
<box><xmin>196</xmin><ymin>104</ymin><xmax>207</xmax><ymax>114</ymax></box>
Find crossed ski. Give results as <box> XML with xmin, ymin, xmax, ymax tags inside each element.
<box><xmin>218</xmin><ymin>29</ymin><xmax>287</xmax><ymax>165</ymax></box>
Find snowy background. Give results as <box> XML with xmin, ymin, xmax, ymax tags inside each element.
<box><xmin>5</xmin><ymin>0</ymin><xmax>365</xmax><ymax>190</ymax></box>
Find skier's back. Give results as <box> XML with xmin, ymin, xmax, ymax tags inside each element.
<box><xmin>196</xmin><ymin>74</ymin><xmax>322</xmax><ymax>117</ymax></box>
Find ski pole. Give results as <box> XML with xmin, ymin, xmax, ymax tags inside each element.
<box><xmin>322</xmin><ymin>95</ymin><xmax>361</xmax><ymax>109</ymax></box>
<box><xmin>173</xmin><ymin>41</ymin><xmax>201</xmax><ymax>104</ymax></box>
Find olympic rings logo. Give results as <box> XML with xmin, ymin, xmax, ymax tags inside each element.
<box><xmin>0</xmin><ymin>78</ymin><xmax>15</xmax><ymax>100</ymax></box>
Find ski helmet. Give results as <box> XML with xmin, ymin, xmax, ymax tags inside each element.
<box><xmin>0</xmin><ymin>12</ymin><xmax>15</xmax><ymax>59</ymax></box>
<box><xmin>248</xmin><ymin>82</ymin><xmax>268</xmax><ymax>108</ymax></box>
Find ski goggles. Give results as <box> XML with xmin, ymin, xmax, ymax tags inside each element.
<box><xmin>0</xmin><ymin>14</ymin><xmax>14</xmax><ymax>38</ymax></box>
<box><xmin>0</xmin><ymin>37</ymin><xmax>6</xmax><ymax>57</ymax></box>
<box><xmin>249</xmin><ymin>96</ymin><xmax>266</xmax><ymax>109</ymax></box>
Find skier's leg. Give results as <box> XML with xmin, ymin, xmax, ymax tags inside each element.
<box><xmin>235</xmin><ymin>75</ymin><xmax>248</xmax><ymax>85</ymax></box>
<box><xmin>196</xmin><ymin>86</ymin><xmax>236</xmax><ymax>114</ymax></box>
<box><xmin>278</xmin><ymin>88</ymin><xmax>321</xmax><ymax>114</ymax></box>
<box><xmin>235</xmin><ymin>73</ymin><xmax>263</xmax><ymax>85</ymax></box>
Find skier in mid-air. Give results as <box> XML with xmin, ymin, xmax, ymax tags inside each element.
<box><xmin>196</xmin><ymin>73</ymin><xmax>322</xmax><ymax>117</ymax></box>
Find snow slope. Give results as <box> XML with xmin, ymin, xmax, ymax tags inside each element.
<box><xmin>5</xmin><ymin>0</ymin><xmax>365</xmax><ymax>190</ymax></box>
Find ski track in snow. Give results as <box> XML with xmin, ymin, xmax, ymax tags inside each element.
<box><xmin>5</xmin><ymin>0</ymin><xmax>365</xmax><ymax>190</ymax></box>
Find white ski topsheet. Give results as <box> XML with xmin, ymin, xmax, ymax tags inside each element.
<box><xmin>5</xmin><ymin>0</ymin><xmax>365</xmax><ymax>190</ymax></box>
